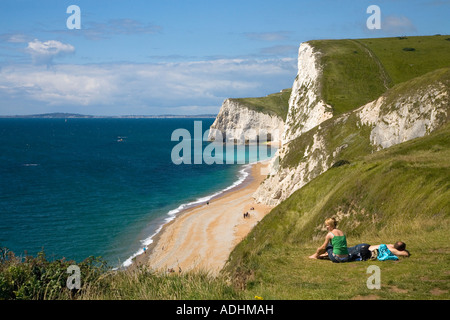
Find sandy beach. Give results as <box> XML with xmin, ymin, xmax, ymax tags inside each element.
<box><xmin>132</xmin><ymin>160</ymin><xmax>273</xmax><ymax>276</ymax></box>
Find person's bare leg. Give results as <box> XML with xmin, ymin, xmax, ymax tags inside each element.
<box><xmin>309</xmin><ymin>247</ymin><xmax>326</xmax><ymax>259</ymax></box>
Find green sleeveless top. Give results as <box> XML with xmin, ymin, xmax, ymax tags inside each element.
<box><xmin>331</xmin><ymin>233</ymin><xmax>349</xmax><ymax>255</ymax></box>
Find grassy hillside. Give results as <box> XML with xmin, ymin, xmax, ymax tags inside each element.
<box><xmin>281</xmin><ymin>67</ymin><xmax>449</xmax><ymax>170</ymax></box>
<box><xmin>223</xmin><ymin>67</ymin><xmax>450</xmax><ymax>299</ymax></box>
<box><xmin>309</xmin><ymin>39</ymin><xmax>390</xmax><ymax>115</ymax></box>
<box><xmin>224</xmin><ymin>121</ymin><xmax>450</xmax><ymax>299</ymax></box>
<box><xmin>360</xmin><ymin>35</ymin><xmax>450</xmax><ymax>85</ymax></box>
<box><xmin>230</xmin><ymin>88</ymin><xmax>292</xmax><ymax>121</ymax></box>
<box><xmin>311</xmin><ymin>35</ymin><xmax>450</xmax><ymax>115</ymax></box>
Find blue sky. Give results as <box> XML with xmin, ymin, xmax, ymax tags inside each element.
<box><xmin>0</xmin><ymin>0</ymin><xmax>449</xmax><ymax>115</ymax></box>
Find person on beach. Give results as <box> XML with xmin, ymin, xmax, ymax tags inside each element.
<box><xmin>309</xmin><ymin>218</ymin><xmax>350</xmax><ymax>263</ymax></box>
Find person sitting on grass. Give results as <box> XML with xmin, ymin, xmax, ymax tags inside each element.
<box><xmin>308</xmin><ymin>218</ymin><xmax>350</xmax><ymax>263</ymax></box>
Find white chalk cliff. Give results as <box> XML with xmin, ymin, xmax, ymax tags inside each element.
<box><xmin>358</xmin><ymin>83</ymin><xmax>449</xmax><ymax>150</ymax></box>
<box><xmin>282</xmin><ymin>42</ymin><xmax>334</xmax><ymax>144</ymax></box>
<box><xmin>208</xmin><ymin>98</ymin><xmax>284</xmax><ymax>143</ymax></box>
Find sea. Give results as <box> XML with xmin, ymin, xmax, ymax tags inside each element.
<box><xmin>0</xmin><ymin>118</ymin><xmax>274</xmax><ymax>268</ymax></box>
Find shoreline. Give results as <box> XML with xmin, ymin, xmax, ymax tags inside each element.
<box><xmin>121</xmin><ymin>162</ymin><xmax>253</xmax><ymax>269</ymax></box>
<box><xmin>130</xmin><ymin>160</ymin><xmax>273</xmax><ymax>275</ymax></box>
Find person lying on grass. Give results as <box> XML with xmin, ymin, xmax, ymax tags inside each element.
<box><xmin>369</xmin><ymin>242</ymin><xmax>410</xmax><ymax>259</ymax></box>
<box><xmin>308</xmin><ymin>218</ymin><xmax>350</xmax><ymax>263</ymax></box>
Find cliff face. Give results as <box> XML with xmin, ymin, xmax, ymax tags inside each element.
<box><xmin>282</xmin><ymin>42</ymin><xmax>334</xmax><ymax>143</ymax></box>
<box><xmin>254</xmin><ymin>68</ymin><xmax>449</xmax><ymax>206</ymax></box>
<box><xmin>208</xmin><ymin>98</ymin><xmax>285</xmax><ymax>143</ymax></box>
<box><xmin>358</xmin><ymin>82</ymin><xmax>449</xmax><ymax>150</ymax></box>
<box><xmin>208</xmin><ymin>43</ymin><xmax>333</xmax><ymax>145</ymax></box>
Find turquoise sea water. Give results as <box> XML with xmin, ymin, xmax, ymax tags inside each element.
<box><xmin>0</xmin><ymin>118</ymin><xmax>273</xmax><ymax>268</ymax></box>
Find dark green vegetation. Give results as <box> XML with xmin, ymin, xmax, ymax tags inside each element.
<box><xmin>0</xmin><ymin>248</ymin><xmax>107</xmax><ymax>300</ymax></box>
<box><xmin>224</xmin><ymin>122</ymin><xmax>450</xmax><ymax>299</ymax></box>
<box><xmin>312</xmin><ymin>35</ymin><xmax>450</xmax><ymax>115</ymax></box>
<box><xmin>0</xmin><ymin>246</ymin><xmax>244</xmax><ymax>300</ymax></box>
<box><xmin>231</xmin><ymin>88</ymin><xmax>292</xmax><ymax>121</ymax></box>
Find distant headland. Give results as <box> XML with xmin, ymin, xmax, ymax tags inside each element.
<box><xmin>0</xmin><ymin>113</ymin><xmax>217</xmax><ymax>119</ymax></box>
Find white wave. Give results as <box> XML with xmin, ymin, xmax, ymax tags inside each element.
<box><xmin>120</xmin><ymin>163</ymin><xmax>252</xmax><ymax>269</ymax></box>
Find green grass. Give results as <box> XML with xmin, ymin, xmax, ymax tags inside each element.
<box><xmin>231</xmin><ymin>88</ymin><xmax>292</xmax><ymax>121</ymax></box>
<box><xmin>360</xmin><ymin>35</ymin><xmax>450</xmax><ymax>85</ymax></box>
<box><xmin>224</xmin><ymin>122</ymin><xmax>450</xmax><ymax>299</ymax></box>
<box><xmin>0</xmin><ymin>247</ymin><xmax>244</xmax><ymax>300</ymax></box>
<box><xmin>310</xmin><ymin>39</ymin><xmax>390</xmax><ymax>115</ymax></box>
<box><xmin>79</xmin><ymin>268</ymin><xmax>244</xmax><ymax>300</ymax></box>
<box><xmin>310</xmin><ymin>35</ymin><xmax>450</xmax><ymax>116</ymax></box>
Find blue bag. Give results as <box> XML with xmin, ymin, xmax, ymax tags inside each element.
<box><xmin>377</xmin><ymin>244</ymin><xmax>398</xmax><ymax>261</ymax></box>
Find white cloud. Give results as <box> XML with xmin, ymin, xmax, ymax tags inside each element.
<box><xmin>382</xmin><ymin>15</ymin><xmax>417</xmax><ymax>34</ymax></box>
<box><xmin>244</xmin><ymin>31</ymin><xmax>291</xmax><ymax>42</ymax></box>
<box><xmin>26</xmin><ymin>39</ymin><xmax>75</xmax><ymax>65</ymax></box>
<box><xmin>6</xmin><ymin>34</ymin><xmax>29</xmax><ymax>43</ymax></box>
<box><xmin>64</xmin><ymin>19</ymin><xmax>163</xmax><ymax>40</ymax></box>
<box><xmin>0</xmin><ymin>58</ymin><xmax>297</xmax><ymax>115</ymax></box>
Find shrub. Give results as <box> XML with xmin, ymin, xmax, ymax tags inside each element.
<box><xmin>0</xmin><ymin>245</ymin><xmax>108</xmax><ymax>300</ymax></box>
<box><xmin>331</xmin><ymin>160</ymin><xmax>350</xmax><ymax>168</ymax></box>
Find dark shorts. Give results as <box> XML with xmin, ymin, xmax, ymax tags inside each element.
<box><xmin>347</xmin><ymin>243</ymin><xmax>371</xmax><ymax>261</ymax></box>
<box><xmin>326</xmin><ymin>245</ymin><xmax>350</xmax><ymax>263</ymax></box>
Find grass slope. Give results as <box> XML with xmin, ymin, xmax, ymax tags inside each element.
<box><xmin>311</xmin><ymin>35</ymin><xmax>450</xmax><ymax>115</ymax></box>
<box><xmin>360</xmin><ymin>35</ymin><xmax>450</xmax><ymax>85</ymax></box>
<box><xmin>224</xmin><ymin>122</ymin><xmax>450</xmax><ymax>299</ymax></box>
<box><xmin>310</xmin><ymin>39</ymin><xmax>390</xmax><ymax>115</ymax></box>
<box><xmin>230</xmin><ymin>88</ymin><xmax>292</xmax><ymax>121</ymax></box>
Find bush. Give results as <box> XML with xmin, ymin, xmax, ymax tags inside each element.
<box><xmin>331</xmin><ymin>160</ymin><xmax>350</xmax><ymax>168</ymax></box>
<box><xmin>0</xmin><ymin>245</ymin><xmax>108</xmax><ymax>300</ymax></box>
